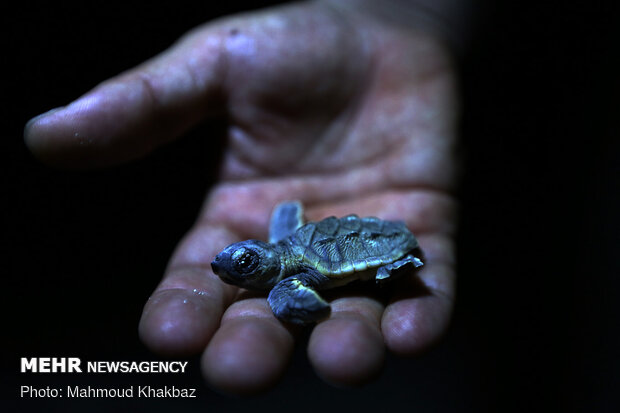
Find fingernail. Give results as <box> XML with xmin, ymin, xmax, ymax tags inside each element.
<box><xmin>25</xmin><ymin>107</ymin><xmax>65</xmax><ymax>131</ymax></box>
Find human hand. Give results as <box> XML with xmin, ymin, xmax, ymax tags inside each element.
<box><xmin>25</xmin><ymin>0</ymin><xmax>458</xmax><ymax>394</ymax></box>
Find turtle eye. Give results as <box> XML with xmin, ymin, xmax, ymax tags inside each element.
<box><xmin>232</xmin><ymin>248</ymin><xmax>260</xmax><ymax>275</ymax></box>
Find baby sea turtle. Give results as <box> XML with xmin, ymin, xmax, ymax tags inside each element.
<box><xmin>211</xmin><ymin>201</ymin><xmax>423</xmax><ymax>324</ymax></box>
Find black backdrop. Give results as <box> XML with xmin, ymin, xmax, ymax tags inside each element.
<box><xmin>4</xmin><ymin>1</ymin><xmax>619</xmax><ymax>411</ymax></box>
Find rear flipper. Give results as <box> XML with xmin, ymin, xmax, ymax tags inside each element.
<box><xmin>376</xmin><ymin>254</ymin><xmax>423</xmax><ymax>285</ymax></box>
<box><xmin>269</xmin><ymin>201</ymin><xmax>305</xmax><ymax>243</ymax></box>
<box><xmin>268</xmin><ymin>271</ymin><xmax>331</xmax><ymax>324</ymax></box>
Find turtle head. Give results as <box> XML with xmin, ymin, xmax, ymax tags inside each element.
<box><xmin>211</xmin><ymin>240</ymin><xmax>281</xmax><ymax>290</ymax></box>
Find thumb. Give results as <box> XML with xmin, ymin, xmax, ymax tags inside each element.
<box><xmin>24</xmin><ymin>26</ymin><xmax>227</xmax><ymax>168</ymax></box>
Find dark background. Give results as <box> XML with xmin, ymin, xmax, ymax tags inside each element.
<box><xmin>4</xmin><ymin>1</ymin><xmax>619</xmax><ymax>411</ymax></box>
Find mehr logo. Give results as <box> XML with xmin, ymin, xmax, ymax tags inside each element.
<box><xmin>21</xmin><ymin>358</ymin><xmax>82</xmax><ymax>373</ymax></box>
<box><xmin>21</xmin><ymin>358</ymin><xmax>189</xmax><ymax>373</ymax></box>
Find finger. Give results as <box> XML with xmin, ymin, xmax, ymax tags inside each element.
<box><xmin>307</xmin><ymin>297</ymin><xmax>385</xmax><ymax>387</ymax></box>
<box><xmin>382</xmin><ymin>233</ymin><xmax>456</xmax><ymax>355</ymax></box>
<box><xmin>202</xmin><ymin>297</ymin><xmax>295</xmax><ymax>395</ymax></box>
<box><xmin>139</xmin><ymin>224</ymin><xmax>238</xmax><ymax>356</ymax></box>
<box><xmin>24</xmin><ymin>25</ymin><xmax>226</xmax><ymax>168</ymax></box>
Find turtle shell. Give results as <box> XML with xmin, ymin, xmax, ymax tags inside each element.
<box><xmin>287</xmin><ymin>214</ymin><xmax>418</xmax><ymax>278</ymax></box>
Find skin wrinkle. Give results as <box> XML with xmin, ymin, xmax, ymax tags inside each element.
<box><xmin>153</xmin><ymin>23</ymin><xmax>228</xmax><ymax>108</ymax></box>
<box><xmin>203</xmin><ymin>184</ymin><xmax>456</xmax><ymax>240</ymax></box>
<box><xmin>226</xmin><ymin>115</ymin><xmax>319</xmax><ymax>175</ymax></box>
<box><xmin>221</xmin><ymin>85</ymin><xmax>452</xmax><ymax>184</ymax></box>
<box><xmin>297</xmin><ymin>19</ymin><xmax>374</xmax><ymax>171</ymax></box>
<box><xmin>329</xmin><ymin>297</ymin><xmax>384</xmax><ymax>327</ymax></box>
<box><xmin>220</xmin><ymin>298</ymin><xmax>281</xmax><ymax>324</ymax></box>
<box><xmin>134</xmin><ymin>71</ymin><xmax>161</xmax><ymax>114</ymax></box>
<box><xmin>170</xmin><ymin>23</ymin><xmax>232</xmax><ymax>121</ymax></box>
<box><xmin>118</xmin><ymin>71</ymin><xmax>180</xmax><ymax>156</ymax></box>
<box><xmin>206</xmin><ymin>175</ymin><xmax>455</xmax><ymax>215</ymax></box>
<box><xmin>212</xmin><ymin>102</ymin><xmax>457</xmax><ymax>191</ymax></box>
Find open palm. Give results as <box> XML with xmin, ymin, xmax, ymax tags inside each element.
<box><xmin>25</xmin><ymin>1</ymin><xmax>458</xmax><ymax>394</ymax></box>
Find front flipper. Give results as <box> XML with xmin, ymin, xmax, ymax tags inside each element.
<box><xmin>269</xmin><ymin>200</ymin><xmax>305</xmax><ymax>243</ymax></box>
<box><xmin>376</xmin><ymin>254</ymin><xmax>423</xmax><ymax>285</ymax></box>
<box><xmin>268</xmin><ymin>270</ymin><xmax>330</xmax><ymax>324</ymax></box>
